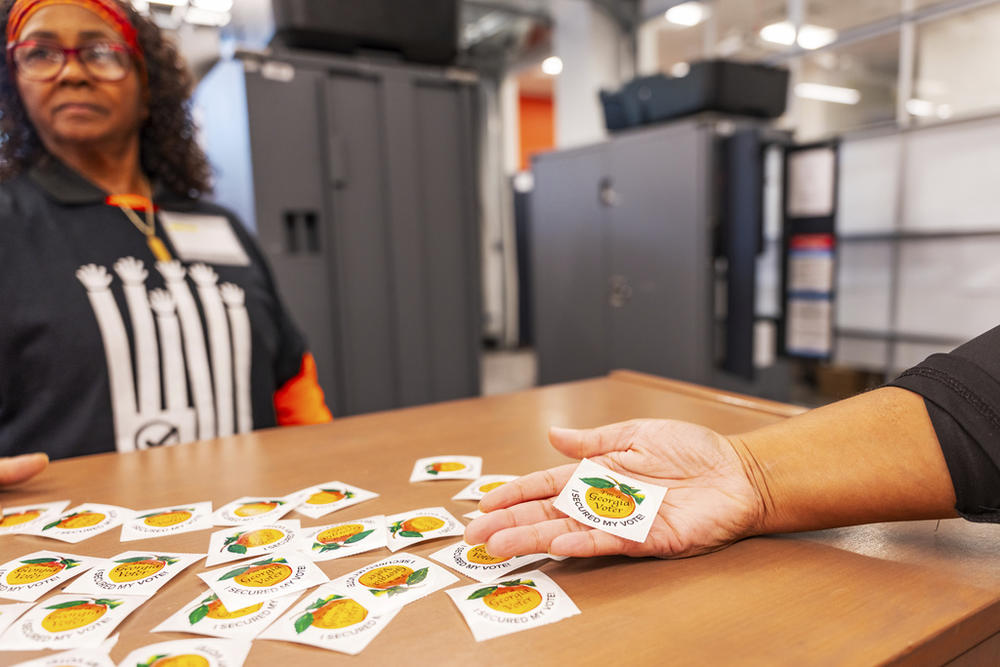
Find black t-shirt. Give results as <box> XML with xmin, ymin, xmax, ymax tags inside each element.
<box><xmin>0</xmin><ymin>158</ymin><xmax>308</xmax><ymax>459</ymax></box>
<box><xmin>889</xmin><ymin>325</ymin><xmax>1000</xmax><ymax>522</ymax></box>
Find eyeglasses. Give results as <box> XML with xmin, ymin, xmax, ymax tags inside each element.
<box><xmin>7</xmin><ymin>40</ymin><xmax>135</xmax><ymax>82</ymax></box>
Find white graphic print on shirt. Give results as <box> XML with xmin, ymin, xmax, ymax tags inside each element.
<box><xmin>76</xmin><ymin>259</ymin><xmax>253</xmax><ymax>452</ymax></box>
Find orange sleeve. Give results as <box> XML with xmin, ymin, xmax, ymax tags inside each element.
<box><xmin>273</xmin><ymin>353</ymin><xmax>334</xmax><ymax>426</ymax></box>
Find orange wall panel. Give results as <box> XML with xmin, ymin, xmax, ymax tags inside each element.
<box><xmin>519</xmin><ymin>94</ymin><xmax>555</xmax><ymax>171</ymax></box>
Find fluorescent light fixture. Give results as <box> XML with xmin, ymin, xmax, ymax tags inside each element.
<box><xmin>184</xmin><ymin>6</ymin><xmax>230</xmax><ymax>26</ymax></box>
<box><xmin>905</xmin><ymin>98</ymin><xmax>935</xmax><ymax>117</ymax></box>
<box><xmin>797</xmin><ymin>24</ymin><xmax>837</xmax><ymax>50</ymax></box>
<box><xmin>665</xmin><ymin>2</ymin><xmax>707</xmax><ymax>27</ymax></box>
<box><xmin>130</xmin><ymin>0</ymin><xmax>150</xmax><ymax>11</ymax></box>
<box><xmin>191</xmin><ymin>0</ymin><xmax>232</xmax><ymax>11</ymax></box>
<box><xmin>670</xmin><ymin>61</ymin><xmax>690</xmax><ymax>77</ymax></box>
<box><xmin>148</xmin><ymin>0</ymin><xmax>186</xmax><ymax>6</ymax></box>
<box><xmin>937</xmin><ymin>103</ymin><xmax>953</xmax><ymax>119</ymax></box>
<box><xmin>542</xmin><ymin>56</ymin><xmax>563</xmax><ymax>76</ymax></box>
<box><xmin>760</xmin><ymin>21</ymin><xmax>796</xmax><ymax>46</ymax></box>
<box><xmin>760</xmin><ymin>21</ymin><xmax>837</xmax><ymax>49</ymax></box>
<box><xmin>794</xmin><ymin>82</ymin><xmax>861</xmax><ymax>105</ymax></box>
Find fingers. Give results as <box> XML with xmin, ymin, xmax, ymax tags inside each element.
<box><xmin>548</xmin><ymin>421</ymin><xmax>640</xmax><ymax>460</ymax></box>
<box><xmin>478</xmin><ymin>464</ymin><xmax>576</xmax><ymax>513</ymax></box>
<box><xmin>0</xmin><ymin>453</ymin><xmax>49</xmax><ymax>486</ymax></box>
<box><xmin>484</xmin><ymin>516</ymin><xmax>591</xmax><ymax>559</ymax></box>
<box><xmin>549</xmin><ymin>529</ymin><xmax>636</xmax><ymax>558</ymax></box>
<box><xmin>465</xmin><ymin>499</ymin><xmax>565</xmax><ymax>545</ymax></box>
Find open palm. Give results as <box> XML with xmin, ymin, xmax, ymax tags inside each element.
<box><xmin>464</xmin><ymin>419</ymin><xmax>764</xmax><ymax>559</ymax></box>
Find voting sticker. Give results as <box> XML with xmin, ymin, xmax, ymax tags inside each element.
<box><xmin>327</xmin><ymin>552</ymin><xmax>458</xmax><ymax>614</ymax></box>
<box><xmin>7</xmin><ymin>643</ymin><xmax>116</xmax><ymax>666</ymax></box>
<box><xmin>0</xmin><ymin>500</ymin><xmax>71</xmax><ymax>536</ymax></box>
<box><xmin>117</xmin><ymin>638</ymin><xmax>252</xmax><ymax>667</ymax></box>
<box><xmin>552</xmin><ymin>458</ymin><xmax>667</xmax><ymax>543</ymax></box>
<box><xmin>204</xmin><ymin>520</ymin><xmax>302</xmax><ymax>567</ymax></box>
<box><xmin>428</xmin><ymin>541</ymin><xmax>550</xmax><ymax>583</ymax></box>
<box><xmin>152</xmin><ymin>589</ymin><xmax>300</xmax><ymax>640</ymax></box>
<box><xmin>0</xmin><ymin>551</ymin><xmax>101</xmax><ymax>602</ymax></box>
<box><xmin>258</xmin><ymin>584</ymin><xmax>401</xmax><ymax>655</ymax></box>
<box><xmin>452</xmin><ymin>475</ymin><xmax>518</xmax><ymax>501</ymax></box>
<box><xmin>291</xmin><ymin>481</ymin><xmax>379</xmax><ymax>519</ymax></box>
<box><xmin>0</xmin><ymin>594</ymin><xmax>147</xmax><ymax>651</ymax></box>
<box><xmin>0</xmin><ymin>602</ymin><xmax>33</xmax><ymax>637</ymax></box>
<box><xmin>299</xmin><ymin>515</ymin><xmax>387</xmax><ymax>562</ymax></box>
<box><xmin>385</xmin><ymin>507</ymin><xmax>463</xmax><ymax>552</ymax></box>
<box><xmin>446</xmin><ymin>570</ymin><xmax>580</xmax><ymax>642</ymax></box>
<box><xmin>409</xmin><ymin>456</ymin><xmax>482</xmax><ymax>482</ymax></box>
<box><xmin>211</xmin><ymin>496</ymin><xmax>298</xmax><ymax>526</ymax></box>
<box><xmin>21</xmin><ymin>504</ymin><xmax>131</xmax><ymax>544</ymax></box>
<box><xmin>64</xmin><ymin>551</ymin><xmax>202</xmax><ymax>597</ymax></box>
<box><xmin>120</xmin><ymin>502</ymin><xmax>213</xmax><ymax>542</ymax></box>
<box><xmin>159</xmin><ymin>211</ymin><xmax>251</xmax><ymax>266</ymax></box>
<box><xmin>197</xmin><ymin>552</ymin><xmax>328</xmax><ymax>612</ymax></box>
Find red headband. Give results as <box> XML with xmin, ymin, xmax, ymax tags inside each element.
<box><xmin>7</xmin><ymin>0</ymin><xmax>143</xmax><ymax>61</ymax></box>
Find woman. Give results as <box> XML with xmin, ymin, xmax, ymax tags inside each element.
<box><xmin>0</xmin><ymin>0</ymin><xmax>331</xmax><ymax>477</ymax></box>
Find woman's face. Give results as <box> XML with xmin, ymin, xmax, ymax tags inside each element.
<box><xmin>14</xmin><ymin>4</ymin><xmax>146</xmax><ymax>151</ymax></box>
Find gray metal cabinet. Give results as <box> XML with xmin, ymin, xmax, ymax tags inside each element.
<box><xmin>218</xmin><ymin>51</ymin><xmax>480</xmax><ymax>416</ymax></box>
<box><xmin>531</xmin><ymin>118</ymin><xmax>740</xmax><ymax>389</ymax></box>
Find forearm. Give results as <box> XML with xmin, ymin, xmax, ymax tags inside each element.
<box><xmin>729</xmin><ymin>387</ymin><xmax>958</xmax><ymax>535</ymax></box>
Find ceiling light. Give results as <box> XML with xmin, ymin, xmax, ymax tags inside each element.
<box><xmin>191</xmin><ymin>0</ymin><xmax>232</xmax><ymax>11</ymax></box>
<box><xmin>797</xmin><ymin>24</ymin><xmax>837</xmax><ymax>50</ymax></box>
<box><xmin>760</xmin><ymin>21</ymin><xmax>837</xmax><ymax>49</ymax></box>
<box><xmin>670</xmin><ymin>61</ymin><xmax>690</xmax><ymax>77</ymax></box>
<box><xmin>542</xmin><ymin>56</ymin><xmax>563</xmax><ymax>76</ymax></box>
<box><xmin>905</xmin><ymin>98</ymin><xmax>935</xmax><ymax>117</ymax></box>
<box><xmin>794</xmin><ymin>82</ymin><xmax>861</xmax><ymax>105</ymax></box>
<box><xmin>665</xmin><ymin>2</ymin><xmax>707</xmax><ymax>27</ymax></box>
<box><xmin>130</xmin><ymin>0</ymin><xmax>150</xmax><ymax>11</ymax></box>
<box><xmin>760</xmin><ymin>21</ymin><xmax>796</xmax><ymax>46</ymax></box>
<box><xmin>185</xmin><ymin>6</ymin><xmax>230</xmax><ymax>26</ymax></box>
<box><xmin>148</xmin><ymin>0</ymin><xmax>186</xmax><ymax>6</ymax></box>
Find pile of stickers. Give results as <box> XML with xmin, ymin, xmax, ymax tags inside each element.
<box><xmin>0</xmin><ymin>455</ymin><xmax>665</xmax><ymax>665</ymax></box>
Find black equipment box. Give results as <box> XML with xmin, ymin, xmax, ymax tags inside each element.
<box><xmin>271</xmin><ymin>0</ymin><xmax>458</xmax><ymax>65</ymax></box>
<box><xmin>600</xmin><ymin>60</ymin><xmax>789</xmax><ymax>132</ymax></box>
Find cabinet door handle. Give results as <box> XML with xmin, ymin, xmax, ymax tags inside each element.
<box><xmin>599</xmin><ymin>177</ymin><xmax>620</xmax><ymax>207</ymax></box>
<box><xmin>609</xmin><ymin>275</ymin><xmax>632</xmax><ymax>308</ymax></box>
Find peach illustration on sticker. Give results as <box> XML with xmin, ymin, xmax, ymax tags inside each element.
<box><xmin>553</xmin><ymin>458</ymin><xmax>668</xmax><ymax>543</ymax></box>
<box><xmin>409</xmin><ymin>456</ymin><xmax>482</xmax><ymax>482</ymax></box>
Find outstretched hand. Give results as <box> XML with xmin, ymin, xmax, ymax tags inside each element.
<box><xmin>464</xmin><ymin>420</ymin><xmax>765</xmax><ymax>559</ymax></box>
<box><xmin>0</xmin><ymin>453</ymin><xmax>49</xmax><ymax>517</ymax></box>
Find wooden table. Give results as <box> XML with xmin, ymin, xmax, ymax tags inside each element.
<box><xmin>2</xmin><ymin>370</ymin><xmax>999</xmax><ymax>666</ymax></box>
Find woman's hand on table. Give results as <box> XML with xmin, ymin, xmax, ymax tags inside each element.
<box><xmin>0</xmin><ymin>453</ymin><xmax>49</xmax><ymax>513</ymax></box>
<box><xmin>464</xmin><ymin>420</ymin><xmax>765</xmax><ymax>559</ymax></box>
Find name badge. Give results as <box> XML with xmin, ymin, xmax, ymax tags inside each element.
<box><xmin>159</xmin><ymin>211</ymin><xmax>251</xmax><ymax>266</ymax></box>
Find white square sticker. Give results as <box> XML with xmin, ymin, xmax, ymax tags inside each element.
<box><xmin>446</xmin><ymin>570</ymin><xmax>580</xmax><ymax>641</ymax></box>
<box><xmin>159</xmin><ymin>211</ymin><xmax>251</xmax><ymax>266</ymax></box>
<box><xmin>204</xmin><ymin>520</ymin><xmax>302</xmax><ymax>567</ymax></box>
<box><xmin>64</xmin><ymin>551</ymin><xmax>203</xmax><ymax>597</ymax></box>
<box><xmin>0</xmin><ymin>500</ymin><xmax>71</xmax><ymax>536</ymax></box>
<box><xmin>8</xmin><ymin>644</ymin><xmax>116</xmax><ymax>667</ymax></box>
<box><xmin>211</xmin><ymin>496</ymin><xmax>299</xmax><ymax>526</ymax></box>
<box><xmin>552</xmin><ymin>459</ymin><xmax>667</xmax><ymax>543</ymax></box>
<box><xmin>0</xmin><ymin>602</ymin><xmax>33</xmax><ymax>637</ymax></box>
<box><xmin>117</xmin><ymin>638</ymin><xmax>252</xmax><ymax>667</ymax></box>
<box><xmin>451</xmin><ymin>475</ymin><xmax>518</xmax><ymax>501</ymax></box>
<box><xmin>428</xmin><ymin>540</ymin><xmax>550</xmax><ymax>583</ymax></box>
<box><xmin>120</xmin><ymin>502</ymin><xmax>214</xmax><ymax>542</ymax></box>
<box><xmin>257</xmin><ymin>584</ymin><xmax>400</xmax><ymax>655</ymax></box>
<box><xmin>385</xmin><ymin>507</ymin><xmax>463</xmax><ymax>552</ymax></box>
<box><xmin>290</xmin><ymin>481</ymin><xmax>379</xmax><ymax>519</ymax></box>
<box><xmin>197</xmin><ymin>551</ymin><xmax>328</xmax><ymax>612</ymax></box>
<box><xmin>327</xmin><ymin>552</ymin><xmax>458</xmax><ymax>614</ymax></box>
<box><xmin>297</xmin><ymin>515</ymin><xmax>387</xmax><ymax>562</ymax></box>
<box><xmin>152</xmin><ymin>589</ymin><xmax>300</xmax><ymax>640</ymax></box>
<box><xmin>20</xmin><ymin>504</ymin><xmax>131</xmax><ymax>544</ymax></box>
<box><xmin>408</xmin><ymin>456</ymin><xmax>482</xmax><ymax>482</ymax></box>
<box><xmin>0</xmin><ymin>551</ymin><xmax>102</xmax><ymax>602</ymax></box>
<box><xmin>0</xmin><ymin>594</ymin><xmax>147</xmax><ymax>651</ymax></box>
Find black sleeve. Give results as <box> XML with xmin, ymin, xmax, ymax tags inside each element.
<box><xmin>887</xmin><ymin>325</ymin><xmax>1000</xmax><ymax>523</ymax></box>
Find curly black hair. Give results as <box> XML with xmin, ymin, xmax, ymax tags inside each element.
<box><xmin>0</xmin><ymin>0</ymin><xmax>212</xmax><ymax>198</ymax></box>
